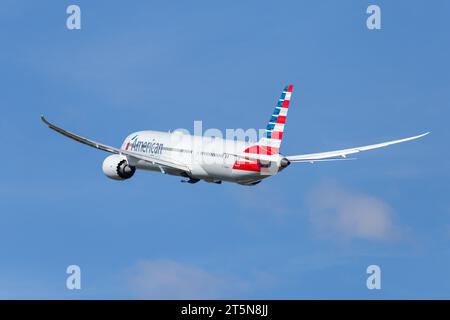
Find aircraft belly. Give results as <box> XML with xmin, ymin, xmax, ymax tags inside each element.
<box><xmin>198</xmin><ymin>163</ymin><xmax>230</xmax><ymax>180</ymax></box>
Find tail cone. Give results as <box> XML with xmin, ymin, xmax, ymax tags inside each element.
<box><xmin>280</xmin><ymin>157</ymin><xmax>290</xmax><ymax>169</ymax></box>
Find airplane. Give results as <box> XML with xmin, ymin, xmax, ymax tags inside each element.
<box><xmin>41</xmin><ymin>85</ymin><xmax>428</xmax><ymax>186</ymax></box>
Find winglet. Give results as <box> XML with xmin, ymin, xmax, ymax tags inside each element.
<box><xmin>417</xmin><ymin>132</ymin><xmax>430</xmax><ymax>138</ymax></box>
<box><xmin>395</xmin><ymin>132</ymin><xmax>430</xmax><ymax>144</ymax></box>
<box><xmin>41</xmin><ymin>115</ymin><xmax>50</xmax><ymax>126</ymax></box>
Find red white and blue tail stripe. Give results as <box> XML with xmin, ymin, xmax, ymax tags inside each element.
<box><xmin>232</xmin><ymin>85</ymin><xmax>294</xmax><ymax>172</ymax></box>
<box><xmin>256</xmin><ymin>84</ymin><xmax>293</xmax><ymax>155</ymax></box>
<box><xmin>233</xmin><ymin>84</ymin><xmax>294</xmax><ymax>175</ymax></box>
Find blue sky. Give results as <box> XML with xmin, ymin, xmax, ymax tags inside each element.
<box><xmin>0</xmin><ymin>0</ymin><xmax>449</xmax><ymax>299</ymax></box>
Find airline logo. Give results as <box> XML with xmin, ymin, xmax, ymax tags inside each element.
<box><xmin>125</xmin><ymin>135</ymin><xmax>163</xmax><ymax>155</ymax></box>
<box><xmin>125</xmin><ymin>135</ymin><xmax>138</xmax><ymax>150</ymax></box>
<box><xmin>260</xmin><ymin>84</ymin><xmax>293</xmax><ymax>150</ymax></box>
<box><xmin>244</xmin><ymin>84</ymin><xmax>293</xmax><ymax>157</ymax></box>
<box><xmin>233</xmin><ymin>85</ymin><xmax>294</xmax><ymax>172</ymax></box>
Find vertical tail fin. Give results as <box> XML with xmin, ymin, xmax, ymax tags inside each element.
<box><xmin>243</xmin><ymin>85</ymin><xmax>293</xmax><ymax>156</ymax></box>
<box><xmin>255</xmin><ymin>84</ymin><xmax>293</xmax><ymax>155</ymax></box>
<box><xmin>235</xmin><ymin>85</ymin><xmax>294</xmax><ymax>173</ymax></box>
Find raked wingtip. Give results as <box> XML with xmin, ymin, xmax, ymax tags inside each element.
<box><xmin>40</xmin><ymin>115</ymin><xmax>50</xmax><ymax>126</ymax></box>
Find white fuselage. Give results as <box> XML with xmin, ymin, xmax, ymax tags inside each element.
<box><xmin>120</xmin><ymin>130</ymin><xmax>283</xmax><ymax>185</ymax></box>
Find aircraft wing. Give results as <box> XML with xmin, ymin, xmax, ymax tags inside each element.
<box><xmin>41</xmin><ymin>116</ymin><xmax>190</xmax><ymax>172</ymax></box>
<box><xmin>285</xmin><ymin>132</ymin><xmax>429</xmax><ymax>163</ymax></box>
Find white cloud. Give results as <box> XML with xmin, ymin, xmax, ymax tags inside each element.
<box><xmin>128</xmin><ymin>260</ymin><xmax>239</xmax><ymax>299</ymax></box>
<box><xmin>308</xmin><ymin>181</ymin><xmax>399</xmax><ymax>241</ymax></box>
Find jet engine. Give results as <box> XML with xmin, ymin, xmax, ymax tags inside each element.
<box><xmin>102</xmin><ymin>155</ymin><xmax>136</xmax><ymax>180</ymax></box>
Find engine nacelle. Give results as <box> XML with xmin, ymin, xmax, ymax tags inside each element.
<box><xmin>102</xmin><ymin>155</ymin><xmax>136</xmax><ymax>180</ymax></box>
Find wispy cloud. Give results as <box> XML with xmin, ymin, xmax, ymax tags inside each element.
<box><xmin>307</xmin><ymin>181</ymin><xmax>401</xmax><ymax>242</ymax></box>
<box><xmin>127</xmin><ymin>260</ymin><xmax>246</xmax><ymax>299</ymax></box>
